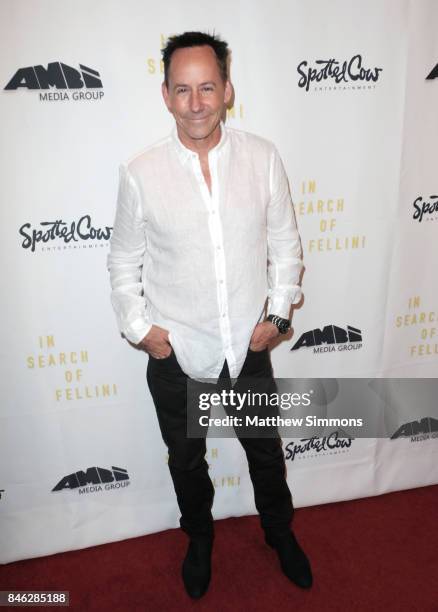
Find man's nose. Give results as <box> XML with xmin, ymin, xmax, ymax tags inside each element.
<box><xmin>189</xmin><ymin>90</ymin><xmax>202</xmax><ymax>113</ymax></box>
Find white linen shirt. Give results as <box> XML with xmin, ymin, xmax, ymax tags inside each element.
<box><xmin>107</xmin><ymin>123</ymin><xmax>303</xmax><ymax>381</ymax></box>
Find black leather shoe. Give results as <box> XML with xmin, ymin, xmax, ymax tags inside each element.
<box><xmin>265</xmin><ymin>531</ymin><xmax>313</xmax><ymax>589</ymax></box>
<box><xmin>181</xmin><ymin>537</ymin><xmax>213</xmax><ymax>599</ymax></box>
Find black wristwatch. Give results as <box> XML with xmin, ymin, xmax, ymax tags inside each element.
<box><xmin>266</xmin><ymin>314</ymin><xmax>290</xmax><ymax>335</ymax></box>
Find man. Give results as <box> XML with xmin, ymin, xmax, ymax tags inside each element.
<box><xmin>107</xmin><ymin>31</ymin><xmax>312</xmax><ymax>599</ymax></box>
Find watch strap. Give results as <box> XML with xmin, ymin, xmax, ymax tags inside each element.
<box><xmin>267</xmin><ymin>314</ymin><xmax>290</xmax><ymax>334</ymax></box>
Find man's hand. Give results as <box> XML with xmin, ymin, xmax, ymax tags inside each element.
<box><xmin>138</xmin><ymin>325</ymin><xmax>172</xmax><ymax>359</ymax></box>
<box><xmin>249</xmin><ymin>321</ymin><xmax>279</xmax><ymax>351</ymax></box>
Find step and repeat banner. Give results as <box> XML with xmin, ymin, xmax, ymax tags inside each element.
<box><xmin>1</xmin><ymin>0</ymin><xmax>437</xmax><ymax>563</ymax></box>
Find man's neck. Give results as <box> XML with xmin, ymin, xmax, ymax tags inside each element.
<box><xmin>176</xmin><ymin>123</ymin><xmax>222</xmax><ymax>159</ymax></box>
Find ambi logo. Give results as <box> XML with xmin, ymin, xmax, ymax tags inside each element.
<box><xmin>4</xmin><ymin>62</ymin><xmax>104</xmax><ymax>101</ymax></box>
<box><xmin>52</xmin><ymin>466</ymin><xmax>130</xmax><ymax>495</ymax></box>
<box><xmin>291</xmin><ymin>324</ymin><xmax>363</xmax><ymax>353</ymax></box>
<box><xmin>426</xmin><ymin>64</ymin><xmax>438</xmax><ymax>80</ymax></box>
<box><xmin>391</xmin><ymin>417</ymin><xmax>438</xmax><ymax>441</ymax></box>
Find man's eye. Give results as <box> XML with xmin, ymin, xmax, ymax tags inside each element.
<box><xmin>176</xmin><ymin>88</ymin><xmax>187</xmax><ymax>94</ymax></box>
<box><xmin>201</xmin><ymin>86</ymin><xmax>214</xmax><ymax>92</ymax></box>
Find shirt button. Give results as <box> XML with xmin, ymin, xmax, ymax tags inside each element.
<box><xmin>219</xmin><ymin>279</ymin><xmax>224</xmax><ymax>284</ymax></box>
<box><xmin>222</xmin><ymin>313</ymin><xmax>226</xmax><ymax>318</ymax></box>
<box><xmin>216</xmin><ymin>245</ymin><xmax>221</xmax><ymax>250</ymax></box>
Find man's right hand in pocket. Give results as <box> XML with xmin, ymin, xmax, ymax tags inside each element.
<box><xmin>138</xmin><ymin>325</ymin><xmax>171</xmax><ymax>359</ymax></box>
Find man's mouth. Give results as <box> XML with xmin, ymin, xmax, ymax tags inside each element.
<box><xmin>187</xmin><ymin>116</ymin><xmax>210</xmax><ymax>122</ymax></box>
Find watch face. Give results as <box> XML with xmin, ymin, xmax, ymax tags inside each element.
<box><xmin>279</xmin><ymin>321</ymin><xmax>290</xmax><ymax>334</ymax></box>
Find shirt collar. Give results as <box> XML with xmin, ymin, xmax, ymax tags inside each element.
<box><xmin>171</xmin><ymin>121</ymin><xmax>228</xmax><ymax>164</ymax></box>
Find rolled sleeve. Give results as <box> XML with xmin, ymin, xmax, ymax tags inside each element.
<box><xmin>266</xmin><ymin>147</ymin><xmax>303</xmax><ymax>319</ymax></box>
<box><xmin>107</xmin><ymin>164</ymin><xmax>152</xmax><ymax>345</ymax></box>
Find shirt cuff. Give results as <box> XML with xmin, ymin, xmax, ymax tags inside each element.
<box><xmin>122</xmin><ymin>319</ymin><xmax>153</xmax><ymax>345</ymax></box>
<box><xmin>267</xmin><ymin>287</ymin><xmax>302</xmax><ymax>319</ymax></box>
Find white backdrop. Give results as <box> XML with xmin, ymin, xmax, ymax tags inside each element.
<box><xmin>1</xmin><ymin>0</ymin><xmax>437</xmax><ymax>564</ymax></box>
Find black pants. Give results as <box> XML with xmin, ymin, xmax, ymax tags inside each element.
<box><xmin>146</xmin><ymin>346</ymin><xmax>294</xmax><ymax>541</ymax></box>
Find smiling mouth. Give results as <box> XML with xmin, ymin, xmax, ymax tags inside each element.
<box><xmin>187</xmin><ymin>117</ymin><xmax>210</xmax><ymax>122</ymax></box>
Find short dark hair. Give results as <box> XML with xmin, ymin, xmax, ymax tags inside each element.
<box><xmin>161</xmin><ymin>31</ymin><xmax>229</xmax><ymax>86</ymax></box>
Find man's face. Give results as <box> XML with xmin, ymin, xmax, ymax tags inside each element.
<box><xmin>162</xmin><ymin>45</ymin><xmax>232</xmax><ymax>146</ymax></box>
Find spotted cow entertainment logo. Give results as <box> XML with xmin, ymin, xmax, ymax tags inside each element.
<box><xmin>284</xmin><ymin>430</ymin><xmax>354</xmax><ymax>461</ymax></box>
<box><xmin>52</xmin><ymin>466</ymin><xmax>130</xmax><ymax>495</ymax></box>
<box><xmin>4</xmin><ymin>62</ymin><xmax>104</xmax><ymax>101</ymax></box>
<box><xmin>412</xmin><ymin>194</ymin><xmax>438</xmax><ymax>223</ymax></box>
<box><xmin>19</xmin><ymin>215</ymin><xmax>113</xmax><ymax>252</ymax></box>
<box><xmin>291</xmin><ymin>324</ymin><xmax>363</xmax><ymax>353</ymax></box>
<box><xmin>391</xmin><ymin>417</ymin><xmax>438</xmax><ymax>443</ymax></box>
<box><xmin>297</xmin><ymin>54</ymin><xmax>383</xmax><ymax>92</ymax></box>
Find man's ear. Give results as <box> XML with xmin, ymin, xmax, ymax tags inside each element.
<box><xmin>224</xmin><ymin>80</ymin><xmax>233</xmax><ymax>105</ymax></box>
<box><xmin>161</xmin><ymin>81</ymin><xmax>171</xmax><ymax>111</ymax></box>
